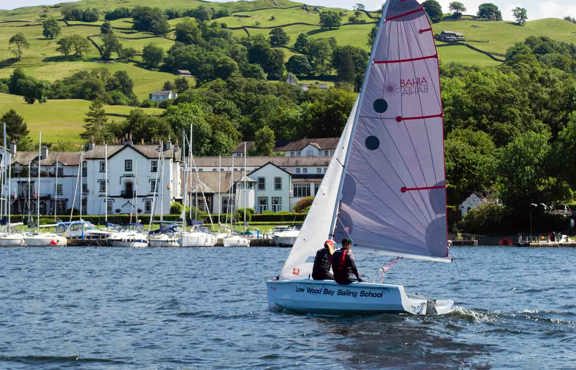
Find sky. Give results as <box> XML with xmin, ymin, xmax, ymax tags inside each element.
<box><xmin>1</xmin><ymin>0</ymin><xmax>575</xmax><ymax>20</ymax></box>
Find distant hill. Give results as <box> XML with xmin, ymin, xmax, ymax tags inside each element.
<box><xmin>1</xmin><ymin>0</ymin><xmax>576</xmax><ymax>144</ymax></box>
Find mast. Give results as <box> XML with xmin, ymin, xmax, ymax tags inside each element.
<box><xmin>36</xmin><ymin>132</ymin><xmax>41</xmax><ymax>232</ymax></box>
<box><xmin>218</xmin><ymin>155</ymin><xmax>221</xmax><ymax>227</ymax></box>
<box><xmin>181</xmin><ymin>128</ymin><xmax>187</xmax><ymax>229</ymax></box>
<box><xmin>54</xmin><ymin>159</ymin><xmax>58</xmax><ymax>221</ymax></box>
<box><xmin>243</xmin><ymin>142</ymin><xmax>247</xmax><ymax>231</ymax></box>
<box><xmin>104</xmin><ymin>143</ymin><xmax>108</xmax><ymax>224</ymax></box>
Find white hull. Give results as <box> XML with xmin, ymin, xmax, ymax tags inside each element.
<box><xmin>223</xmin><ymin>235</ymin><xmax>250</xmax><ymax>247</ymax></box>
<box><xmin>148</xmin><ymin>234</ymin><xmax>180</xmax><ymax>247</ymax></box>
<box><xmin>273</xmin><ymin>233</ymin><xmax>299</xmax><ymax>247</ymax></box>
<box><xmin>180</xmin><ymin>231</ymin><xmax>217</xmax><ymax>247</ymax></box>
<box><xmin>267</xmin><ymin>280</ymin><xmax>454</xmax><ymax>315</ymax></box>
<box><xmin>108</xmin><ymin>231</ymin><xmax>149</xmax><ymax>248</ymax></box>
<box><xmin>0</xmin><ymin>233</ymin><xmax>25</xmax><ymax>247</ymax></box>
<box><xmin>24</xmin><ymin>233</ymin><xmax>67</xmax><ymax>247</ymax></box>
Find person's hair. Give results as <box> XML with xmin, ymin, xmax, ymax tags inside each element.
<box><xmin>342</xmin><ymin>238</ymin><xmax>351</xmax><ymax>247</ymax></box>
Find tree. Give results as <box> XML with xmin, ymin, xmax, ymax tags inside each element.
<box><xmin>294</xmin><ymin>33</ymin><xmax>310</xmax><ymax>54</ymax></box>
<box><xmin>101</xmin><ymin>32</ymin><xmax>121</xmax><ymax>60</ymax></box>
<box><xmin>142</xmin><ymin>43</ymin><xmax>164</xmax><ymax>68</ymax></box>
<box><xmin>422</xmin><ymin>0</ymin><xmax>443</xmax><ymax>23</ymax></box>
<box><xmin>42</xmin><ymin>17</ymin><xmax>61</xmax><ymax>39</ymax></box>
<box><xmin>132</xmin><ymin>6</ymin><xmax>170</xmax><ymax>35</ymax></box>
<box><xmin>9</xmin><ymin>33</ymin><xmax>29</xmax><ymax>60</ymax></box>
<box><xmin>175</xmin><ymin>20</ymin><xmax>202</xmax><ymax>45</ymax></box>
<box><xmin>286</xmin><ymin>54</ymin><xmax>313</xmax><ymax>77</ymax></box>
<box><xmin>1</xmin><ymin>109</ymin><xmax>32</xmax><ymax>150</ymax></box>
<box><xmin>268</xmin><ymin>28</ymin><xmax>289</xmax><ymax>47</ymax></box>
<box><xmin>477</xmin><ymin>3</ymin><xmax>502</xmax><ymax>20</ymax></box>
<box><xmin>332</xmin><ymin>46</ymin><xmax>369</xmax><ymax>89</ymax></box>
<box><xmin>319</xmin><ymin>10</ymin><xmax>341</xmax><ymax>29</ymax></box>
<box><xmin>496</xmin><ymin>130</ymin><xmax>569</xmax><ymax>211</ymax></box>
<box><xmin>254</xmin><ymin>125</ymin><xmax>275</xmax><ymax>155</ymax></box>
<box><xmin>118</xmin><ymin>47</ymin><xmax>137</xmax><ymax>61</ymax></box>
<box><xmin>301</xmin><ymin>88</ymin><xmax>356</xmax><ymax>137</ymax></box>
<box><xmin>308</xmin><ymin>38</ymin><xmax>334</xmax><ymax>76</ymax></box>
<box><xmin>513</xmin><ymin>7</ymin><xmax>528</xmax><ymax>26</ymax></box>
<box><xmin>81</xmin><ymin>100</ymin><xmax>111</xmax><ymax>144</ymax></box>
<box><xmin>174</xmin><ymin>77</ymin><xmax>189</xmax><ymax>92</ymax></box>
<box><xmin>100</xmin><ymin>21</ymin><xmax>112</xmax><ymax>35</ymax></box>
<box><xmin>448</xmin><ymin>2</ymin><xmax>466</xmax><ymax>18</ymax></box>
<box><xmin>57</xmin><ymin>35</ymin><xmax>90</xmax><ymax>57</ymax></box>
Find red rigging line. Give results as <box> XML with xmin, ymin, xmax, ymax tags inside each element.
<box><xmin>400</xmin><ymin>185</ymin><xmax>445</xmax><ymax>193</ymax></box>
<box><xmin>385</xmin><ymin>6</ymin><xmax>424</xmax><ymax>21</ymax></box>
<box><xmin>395</xmin><ymin>113</ymin><xmax>443</xmax><ymax>122</ymax></box>
<box><xmin>373</xmin><ymin>54</ymin><xmax>438</xmax><ymax>64</ymax></box>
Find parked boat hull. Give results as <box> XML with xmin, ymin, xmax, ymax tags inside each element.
<box><xmin>223</xmin><ymin>235</ymin><xmax>250</xmax><ymax>247</ymax></box>
<box><xmin>266</xmin><ymin>280</ymin><xmax>454</xmax><ymax>315</ymax></box>
<box><xmin>149</xmin><ymin>234</ymin><xmax>179</xmax><ymax>247</ymax></box>
<box><xmin>0</xmin><ymin>233</ymin><xmax>25</xmax><ymax>247</ymax></box>
<box><xmin>24</xmin><ymin>234</ymin><xmax>67</xmax><ymax>247</ymax></box>
<box><xmin>180</xmin><ymin>232</ymin><xmax>217</xmax><ymax>247</ymax></box>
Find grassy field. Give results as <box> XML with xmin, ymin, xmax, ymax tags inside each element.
<box><xmin>0</xmin><ymin>93</ymin><xmax>164</xmax><ymax>145</ymax></box>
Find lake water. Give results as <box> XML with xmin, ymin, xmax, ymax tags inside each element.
<box><xmin>0</xmin><ymin>246</ymin><xmax>574</xmax><ymax>369</ymax></box>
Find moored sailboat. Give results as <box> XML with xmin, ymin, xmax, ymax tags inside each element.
<box><xmin>267</xmin><ymin>0</ymin><xmax>454</xmax><ymax>315</ymax></box>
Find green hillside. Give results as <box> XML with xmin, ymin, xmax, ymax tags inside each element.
<box><xmin>0</xmin><ymin>93</ymin><xmax>163</xmax><ymax>145</ymax></box>
<box><xmin>1</xmin><ymin>0</ymin><xmax>576</xmax><ymax>145</ymax></box>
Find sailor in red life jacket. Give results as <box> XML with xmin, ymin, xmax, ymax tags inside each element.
<box><xmin>332</xmin><ymin>238</ymin><xmax>363</xmax><ymax>284</ymax></box>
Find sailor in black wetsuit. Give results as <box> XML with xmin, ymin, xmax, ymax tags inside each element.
<box><xmin>312</xmin><ymin>239</ymin><xmax>335</xmax><ymax>280</ymax></box>
<box><xmin>332</xmin><ymin>238</ymin><xmax>363</xmax><ymax>284</ymax></box>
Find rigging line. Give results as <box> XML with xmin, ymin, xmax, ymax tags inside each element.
<box><xmin>395</xmin><ymin>17</ymin><xmax>436</xmax><ymax>222</ymax></box>
<box><xmin>350</xmin><ymin>146</ymin><xmax>430</xmax><ymax>238</ymax></box>
<box><xmin>404</xmin><ymin>19</ymin><xmax>440</xmax><ymax>188</ymax></box>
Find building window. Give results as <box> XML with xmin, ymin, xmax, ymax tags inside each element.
<box><xmin>150</xmin><ymin>179</ymin><xmax>157</xmax><ymax>192</ymax></box>
<box><xmin>125</xmin><ymin>159</ymin><xmax>133</xmax><ymax>172</ymax></box>
<box><xmin>257</xmin><ymin>177</ymin><xmax>265</xmax><ymax>190</ymax></box>
<box><xmin>107</xmin><ymin>200</ymin><xmax>113</xmax><ymax>214</ymax></box>
<box><xmin>151</xmin><ymin>160</ymin><xmax>158</xmax><ymax>173</ymax></box>
<box><xmin>98</xmin><ymin>180</ymin><xmax>106</xmax><ymax>193</ymax></box>
<box><xmin>274</xmin><ymin>177</ymin><xmax>282</xmax><ymax>190</ymax></box>
<box><xmin>271</xmin><ymin>196</ymin><xmax>282</xmax><ymax>212</ymax></box>
<box><xmin>81</xmin><ymin>198</ymin><xmax>87</xmax><ymax>211</ymax></box>
<box><xmin>314</xmin><ymin>183</ymin><xmax>320</xmax><ymax>195</ymax></box>
<box><xmin>295</xmin><ymin>168</ymin><xmax>301</xmax><ymax>174</ymax></box>
<box><xmin>144</xmin><ymin>199</ymin><xmax>152</xmax><ymax>213</ymax></box>
<box><xmin>257</xmin><ymin>197</ymin><xmax>268</xmax><ymax>213</ymax></box>
<box><xmin>56</xmin><ymin>184</ymin><xmax>63</xmax><ymax>196</ymax></box>
<box><xmin>82</xmin><ymin>183</ymin><xmax>88</xmax><ymax>194</ymax></box>
<box><xmin>316</xmin><ymin>167</ymin><xmax>322</xmax><ymax>174</ymax></box>
<box><xmin>323</xmin><ymin>150</ymin><xmax>330</xmax><ymax>156</ymax></box>
<box><xmin>293</xmin><ymin>184</ymin><xmax>311</xmax><ymax>198</ymax></box>
<box><xmin>57</xmin><ymin>167</ymin><xmax>64</xmax><ymax>177</ymax></box>
<box><xmin>302</xmin><ymin>168</ymin><xmax>308</xmax><ymax>174</ymax></box>
<box><xmin>99</xmin><ymin>160</ymin><xmax>105</xmax><ymax>173</ymax></box>
<box><xmin>82</xmin><ymin>161</ymin><xmax>87</xmax><ymax>177</ymax></box>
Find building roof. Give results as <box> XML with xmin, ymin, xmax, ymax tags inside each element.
<box><xmin>192</xmin><ymin>156</ymin><xmax>330</xmax><ymax>168</ymax></box>
<box><xmin>13</xmin><ymin>152</ymin><xmax>81</xmax><ymax>166</ymax></box>
<box><xmin>275</xmin><ymin>137</ymin><xmax>339</xmax><ymax>152</ymax></box>
<box><xmin>84</xmin><ymin>144</ymin><xmax>180</xmax><ymax>160</ymax></box>
<box><xmin>150</xmin><ymin>90</ymin><xmax>174</xmax><ymax>96</ymax></box>
<box><xmin>187</xmin><ymin>170</ymin><xmax>244</xmax><ymax>193</ymax></box>
<box><xmin>232</xmin><ymin>141</ymin><xmax>255</xmax><ymax>154</ymax></box>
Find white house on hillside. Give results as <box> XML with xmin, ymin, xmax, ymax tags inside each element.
<box><xmin>459</xmin><ymin>193</ymin><xmax>487</xmax><ymax>217</ymax></box>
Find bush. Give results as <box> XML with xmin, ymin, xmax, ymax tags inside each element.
<box><xmin>235</xmin><ymin>208</ymin><xmax>254</xmax><ymax>222</ymax></box>
<box><xmin>293</xmin><ymin>196</ymin><xmax>313</xmax><ymax>212</ymax></box>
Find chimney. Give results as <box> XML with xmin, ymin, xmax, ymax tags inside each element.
<box><xmin>41</xmin><ymin>145</ymin><xmax>49</xmax><ymax>160</ymax></box>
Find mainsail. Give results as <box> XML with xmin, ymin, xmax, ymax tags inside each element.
<box><xmin>333</xmin><ymin>0</ymin><xmax>450</xmax><ymax>262</ymax></box>
<box><xmin>279</xmin><ymin>0</ymin><xmax>449</xmax><ymax>279</ymax></box>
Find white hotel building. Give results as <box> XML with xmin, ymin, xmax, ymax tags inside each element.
<box><xmin>3</xmin><ymin>138</ymin><xmax>338</xmax><ymax>217</ymax></box>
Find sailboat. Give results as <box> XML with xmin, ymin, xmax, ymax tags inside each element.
<box><xmin>267</xmin><ymin>0</ymin><xmax>454</xmax><ymax>315</ymax></box>
<box><xmin>0</xmin><ymin>126</ymin><xmax>24</xmax><ymax>247</ymax></box>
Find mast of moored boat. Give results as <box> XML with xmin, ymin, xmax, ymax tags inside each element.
<box><xmin>36</xmin><ymin>132</ymin><xmax>41</xmax><ymax>233</ymax></box>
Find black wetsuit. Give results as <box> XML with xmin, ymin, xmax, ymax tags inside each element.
<box><xmin>312</xmin><ymin>247</ymin><xmax>333</xmax><ymax>280</ymax></box>
<box><xmin>332</xmin><ymin>248</ymin><xmax>361</xmax><ymax>284</ymax></box>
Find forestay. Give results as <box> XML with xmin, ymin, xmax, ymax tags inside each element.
<box><xmin>333</xmin><ymin>0</ymin><xmax>450</xmax><ymax>262</ymax></box>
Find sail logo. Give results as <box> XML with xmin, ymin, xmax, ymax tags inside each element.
<box><xmin>400</xmin><ymin>77</ymin><xmax>429</xmax><ymax>95</ymax></box>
